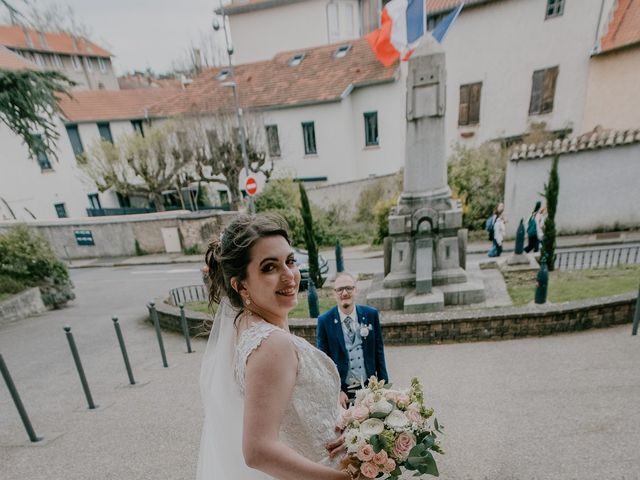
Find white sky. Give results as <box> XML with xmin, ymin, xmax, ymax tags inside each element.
<box><xmin>34</xmin><ymin>0</ymin><xmax>224</xmax><ymax>74</ymax></box>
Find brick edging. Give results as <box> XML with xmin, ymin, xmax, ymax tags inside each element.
<box><xmin>149</xmin><ymin>292</ymin><xmax>638</xmax><ymax>345</ymax></box>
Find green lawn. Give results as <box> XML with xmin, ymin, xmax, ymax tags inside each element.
<box><xmin>504</xmin><ymin>264</ymin><xmax>640</xmax><ymax>306</ymax></box>
<box><xmin>184</xmin><ymin>294</ymin><xmax>336</xmax><ymax>318</ymax></box>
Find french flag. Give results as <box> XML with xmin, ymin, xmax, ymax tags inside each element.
<box><xmin>367</xmin><ymin>0</ymin><xmax>463</xmax><ymax>67</ymax></box>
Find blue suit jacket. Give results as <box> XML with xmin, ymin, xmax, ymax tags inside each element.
<box><xmin>316</xmin><ymin>304</ymin><xmax>389</xmax><ymax>393</ymax></box>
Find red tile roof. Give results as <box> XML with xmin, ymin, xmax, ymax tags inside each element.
<box><xmin>58</xmin><ymin>88</ymin><xmax>181</xmax><ymax>123</ymax></box>
<box><xmin>118</xmin><ymin>73</ymin><xmax>184</xmax><ymax>90</ymax></box>
<box><xmin>0</xmin><ymin>24</ymin><xmax>112</xmax><ymax>57</ymax></box>
<box><xmin>0</xmin><ymin>44</ymin><xmax>36</xmax><ymax>70</ymax></box>
<box><xmin>600</xmin><ymin>0</ymin><xmax>640</xmax><ymax>53</ymax></box>
<box><xmin>149</xmin><ymin>37</ymin><xmax>397</xmax><ymax>117</ymax></box>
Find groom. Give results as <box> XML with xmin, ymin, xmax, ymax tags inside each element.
<box><xmin>316</xmin><ymin>272</ymin><xmax>389</xmax><ymax>408</ymax></box>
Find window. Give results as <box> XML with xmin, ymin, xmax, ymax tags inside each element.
<box><xmin>88</xmin><ymin>193</ymin><xmax>101</xmax><ymax>209</ymax></box>
<box><xmin>364</xmin><ymin>112</ymin><xmax>379</xmax><ymax>146</ymax></box>
<box><xmin>33</xmin><ymin>134</ymin><xmax>52</xmax><ymax>170</ymax></box>
<box><xmin>545</xmin><ymin>0</ymin><xmax>564</xmax><ymax>19</ymax></box>
<box><xmin>97</xmin><ymin>122</ymin><xmax>113</xmax><ymax>143</ymax></box>
<box><xmin>265</xmin><ymin>125</ymin><xmax>281</xmax><ymax>157</ymax></box>
<box><xmin>53</xmin><ymin>54</ymin><xmax>63</xmax><ymax>68</ymax></box>
<box><xmin>97</xmin><ymin>57</ymin><xmax>107</xmax><ymax>72</ymax></box>
<box><xmin>302</xmin><ymin>122</ymin><xmax>317</xmax><ymax>155</ymax></box>
<box><xmin>458</xmin><ymin>82</ymin><xmax>482</xmax><ymax>126</ymax></box>
<box><xmin>529</xmin><ymin>66</ymin><xmax>559</xmax><ymax>115</ymax></box>
<box><xmin>334</xmin><ymin>45</ymin><xmax>352</xmax><ymax>58</ymax></box>
<box><xmin>131</xmin><ymin>120</ymin><xmax>145</xmax><ymax>137</ymax></box>
<box><xmin>116</xmin><ymin>192</ymin><xmax>131</xmax><ymax>208</ymax></box>
<box><xmin>74</xmin><ymin>230</ymin><xmax>95</xmax><ymax>246</ymax></box>
<box><xmin>66</xmin><ymin>124</ymin><xmax>84</xmax><ymax>155</ymax></box>
<box><xmin>71</xmin><ymin>55</ymin><xmax>82</xmax><ymax>71</ymax></box>
<box><xmin>289</xmin><ymin>53</ymin><xmax>305</xmax><ymax>66</ymax></box>
<box><xmin>54</xmin><ymin>203</ymin><xmax>68</xmax><ymax>218</ymax></box>
<box><xmin>84</xmin><ymin>57</ymin><xmax>93</xmax><ymax>71</ymax></box>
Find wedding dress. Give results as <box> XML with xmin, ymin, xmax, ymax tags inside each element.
<box><xmin>196</xmin><ymin>298</ymin><xmax>342</xmax><ymax>479</ymax></box>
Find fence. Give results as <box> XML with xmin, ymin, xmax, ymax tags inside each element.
<box><xmin>554</xmin><ymin>245</ymin><xmax>640</xmax><ymax>271</ymax></box>
<box><xmin>169</xmin><ymin>284</ymin><xmax>207</xmax><ymax>306</ymax></box>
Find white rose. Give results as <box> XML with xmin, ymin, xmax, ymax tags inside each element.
<box><xmin>360</xmin><ymin>418</ymin><xmax>385</xmax><ymax>438</ymax></box>
<box><xmin>407</xmin><ymin>401</ymin><xmax>421</xmax><ymax>412</ymax></box>
<box><xmin>360</xmin><ymin>325</ymin><xmax>370</xmax><ymax>338</ymax></box>
<box><xmin>344</xmin><ymin>428</ymin><xmax>366</xmax><ymax>453</ymax></box>
<box><xmin>370</xmin><ymin>399</ymin><xmax>393</xmax><ymax>416</ymax></box>
<box><xmin>385</xmin><ymin>409</ymin><xmax>410</xmax><ymax>431</ymax></box>
<box><xmin>355</xmin><ymin>388</ymin><xmax>371</xmax><ymax>405</ymax></box>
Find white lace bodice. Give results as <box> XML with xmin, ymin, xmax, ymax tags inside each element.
<box><xmin>234</xmin><ymin>321</ymin><xmax>342</xmax><ymax>466</ymax></box>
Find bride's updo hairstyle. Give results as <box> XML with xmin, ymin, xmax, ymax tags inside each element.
<box><xmin>205</xmin><ymin>213</ymin><xmax>291</xmax><ymax>309</ymax></box>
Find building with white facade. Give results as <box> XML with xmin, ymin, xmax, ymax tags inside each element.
<box><xmin>0</xmin><ymin>24</ymin><xmax>119</xmax><ymax>91</ymax></box>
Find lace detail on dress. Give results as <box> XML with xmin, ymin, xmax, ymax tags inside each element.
<box><xmin>233</xmin><ymin>320</ymin><xmax>342</xmax><ymax>468</ymax></box>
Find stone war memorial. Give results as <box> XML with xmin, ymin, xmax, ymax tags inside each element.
<box><xmin>367</xmin><ymin>39</ymin><xmax>485</xmax><ymax>313</ymax></box>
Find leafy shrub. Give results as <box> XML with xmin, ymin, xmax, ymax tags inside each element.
<box><xmin>447</xmin><ymin>142</ymin><xmax>507</xmax><ymax>231</ymax></box>
<box><xmin>373</xmin><ymin>196</ymin><xmax>398</xmax><ymax>244</ymax></box>
<box><xmin>0</xmin><ymin>274</ymin><xmax>26</xmax><ymax>295</ymax></box>
<box><xmin>0</xmin><ymin>225</ymin><xmax>75</xmax><ymax>308</ymax></box>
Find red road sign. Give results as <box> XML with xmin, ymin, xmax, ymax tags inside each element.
<box><xmin>245</xmin><ymin>176</ymin><xmax>258</xmax><ymax>196</ymax></box>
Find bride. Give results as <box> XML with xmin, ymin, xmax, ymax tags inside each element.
<box><xmin>197</xmin><ymin>214</ymin><xmax>354</xmax><ymax>480</ymax></box>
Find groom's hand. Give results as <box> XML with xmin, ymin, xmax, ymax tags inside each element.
<box><xmin>339</xmin><ymin>391</ymin><xmax>349</xmax><ymax>409</ymax></box>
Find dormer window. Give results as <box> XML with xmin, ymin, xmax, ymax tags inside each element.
<box><xmin>334</xmin><ymin>45</ymin><xmax>351</xmax><ymax>59</ymax></box>
<box><xmin>217</xmin><ymin>69</ymin><xmax>231</xmax><ymax>80</ymax></box>
<box><xmin>288</xmin><ymin>53</ymin><xmax>305</xmax><ymax>66</ymax></box>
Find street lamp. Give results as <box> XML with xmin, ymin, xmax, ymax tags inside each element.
<box><xmin>213</xmin><ymin>3</ymin><xmax>254</xmax><ymax>213</ymax></box>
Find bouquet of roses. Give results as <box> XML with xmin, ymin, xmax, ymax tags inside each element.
<box><xmin>339</xmin><ymin>377</ymin><xmax>443</xmax><ymax>479</ymax></box>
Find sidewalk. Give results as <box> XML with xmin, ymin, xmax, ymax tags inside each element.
<box><xmin>67</xmin><ymin>230</ymin><xmax>640</xmax><ymax>269</ymax></box>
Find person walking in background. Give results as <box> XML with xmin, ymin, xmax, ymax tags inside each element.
<box><xmin>485</xmin><ymin>202</ymin><xmax>504</xmax><ymax>243</ymax></box>
<box><xmin>488</xmin><ymin>211</ymin><xmax>506</xmax><ymax>257</ymax></box>
<box><xmin>317</xmin><ymin>272</ymin><xmax>389</xmax><ymax>408</ymax></box>
<box><xmin>537</xmin><ymin>206</ymin><xmax>547</xmax><ymax>245</ymax></box>
<box><xmin>524</xmin><ymin>201</ymin><xmax>543</xmax><ymax>253</ymax></box>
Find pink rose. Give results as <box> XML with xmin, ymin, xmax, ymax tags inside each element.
<box><xmin>405</xmin><ymin>409</ymin><xmax>424</xmax><ymax>426</ymax></box>
<box><xmin>372</xmin><ymin>449</ymin><xmax>388</xmax><ymax>466</ymax></box>
<box><xmin>383</xmin><ymin>458</ymin><xmax>397</xmax><ymax>473</ymax></box>
<box><xmin>392</xmin><ymin>432</ymin><xmax>416</xmax><ymax>460</ymax></box>
<box><xmin>384</xmin><ymin>390</ymin><xmax>398</xmax><ymax>402</ymax></box>
<box><xmin>352</xmin><ymin>405</ymin><xmax>370</xmax><ymax>422</ymax></box>
<box><xmin>357</xmin><ymin>444</ymin><xmax>375</xmax><ymax>462</ymax></box>
<box><xmin>337</xmin><ymin>409</ymin><xmax>352</xmax><ymax>430</ymax></box>
<box><xmin>396</xmin><ymin>393</ymin><xmax>411</xmax><ymax>407</ymax></box>
<box><xmin>360</xmin><ymin>461</ymin><xmax>379</xmax><ymax>479</ymax></box>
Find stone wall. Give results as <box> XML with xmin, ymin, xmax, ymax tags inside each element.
<box><xmin>0</xmin><ymin>210</ymin><xmax>237</xmax><ymax>259</ymax></box>
<box><xmin>0</xmin><ymin>288</ymin><xmax>47</xmax><ymax>326</ymax></box>
<box><xmin>152</xmin><ymin>291</ymin><xmax>637</xmax><ymax>345</ymax></box>
<box><xmin>305</xmin><ymin>172</ymin><xmax>400</xmax><ymax>220</ymax></box>
<box><xmin>504</xmin><ymin>139</ymin><xmax>640</xmax><ymax>236</ymax></box>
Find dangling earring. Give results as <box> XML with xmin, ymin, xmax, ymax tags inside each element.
<box><xmin>245</xmin><ymin>298</ymin><xmax>251</xmax><ymax>306</ymax></box>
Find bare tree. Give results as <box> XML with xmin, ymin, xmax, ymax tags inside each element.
<box><xmin>1</xmin><ymin>0</ymin><xmax>94</xmax><ymax>38</ymax></box>
<box><xmin>189</xmin><ymin>112</ymin><xmax>273</xmax><ymax>210</ymax></box>
<box><xmin>78</xmin><ymin>121</ymin><xmax>195</xmax><ymax>211</ymax></box>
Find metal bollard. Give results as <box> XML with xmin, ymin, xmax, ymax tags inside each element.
<box><xmin>335</xmin><ymin>240</ymin><xmax>344</xmax><ymax>273</ymax></box>
<box><xmin>148</xmin><ymin>302</ymin><xmax>168</xmax><ymax>368</ymax></box>
<box><xmin>307</xmin><ymin>279</ymin><xmax>320</xmax><ymax>319</ymax></box>
<box><xmin>0</xmin><ymin>354</ymin><xmax>42</xmax><ymax>442</ymax></box>
<box><xmin>515</xmin><ymin>219</ymin><xmax>525</xmax><ymax>255</ymax></box>
<box><xmin>178</xmin><ymin>304</ymin><xmax>194</xmax><ymax>353</ymax></box>
<box><xmin>632</xmin><ymin>281</ymin><xmax>640</xmax><ymax>336</ymax></box>
<box><xmin>63</xmin><ymin>325</ymin><xmax>97</xmax><ymax>409</ymax></box>
<box><xmin>534</xmin><ymin>257</ymin><xmax>549</xmax><ymax>305</ymax></box>
<box><xmin>112</xmin><ymin>317</ymin><xmax>136</xmax><ymax>385</ymax></box>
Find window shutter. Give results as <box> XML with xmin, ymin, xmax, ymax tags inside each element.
<box><xmin>458</xmin><ymin>84</ymin><xmax>470</xmax><ymax>125</ymax></box>
<box><xmin>469</xmin><ymin>83</ymin><xmax>481</xmax><ymax>124</ymax></box>
<box><xmin>541</xmin><ymin>66</ymin><xmax>558</xmax><ymax>113</ymax></box>
<box><xmin>529</xmin><ymin>69</ymin><xmax>545</xmax><ymax>114</ymax></box>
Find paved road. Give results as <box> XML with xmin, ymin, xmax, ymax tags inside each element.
<box><xmin>1</xmin><ymin>264</ymin><xmax>639</xmax><ymax>480</ymax></box>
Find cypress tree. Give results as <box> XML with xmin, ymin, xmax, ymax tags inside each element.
<box><xmin>541</xmin><ymin>155</ymin><xmax>559</xmax><ymax>271</ymax></box>
<box><xmin>298</xmin><ymin>182</ymin><xmax>323</xmax><ymax>287</ymax></box>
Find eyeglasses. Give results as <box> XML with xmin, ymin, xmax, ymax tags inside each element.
<box><xmin>334</xmin><ymin>286</ymin><xmax>355</xmax><ymax>294</ymax></box>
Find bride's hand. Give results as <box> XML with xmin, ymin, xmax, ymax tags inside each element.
<box><xmin>325</xmin><ymin>432</ymin><xmax>346</xmax><ymax>458</ymax></box>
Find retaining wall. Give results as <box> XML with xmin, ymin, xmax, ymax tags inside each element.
<box><xmin>151</xmin><ymin>291</ymin><xmax>637</xmax><ymax>345</ymax></box>
<box><xmin>0</xmin><ymin>288</ymin><xmax>47</xmax><ymax>326</ymax></box>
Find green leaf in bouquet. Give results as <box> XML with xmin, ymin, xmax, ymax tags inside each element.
<box><xmin>369</xmin><ymin>434</ymin><xmax>384</xmax><ymax>453</ymax></box>
<box><xmin>371</xmin><ymin>411</ymin><xmax>389</xmax><ymax>419</ymax></box>
<box><xmin>421</xmin><ymin>433</ymin><xmax>436</xmax><ymax>449</ymax></box>
<box><xmin>417</xmin><ymin>452</ymin><xmax>439</xmax><ymax>477</ymax></box>
<box><xmin>382</xmin><ymin>383</ymin><xmax>393</xmax><ymax>389</ymax></box>
<box><xmin>391</xmin><ymin>466</ymin><xmax>402</xmax><ymax>476</ymax></box>
<box><xmin>434</xmin><ymin>418</ymin><xmax>443</xmax><ymax>433</ymax></box>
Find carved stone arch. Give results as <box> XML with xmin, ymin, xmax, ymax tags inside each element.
<box><xmin>413</xmin><ymin>207</ymin><xmax>439</xmax><ymax>234</ymax></box>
